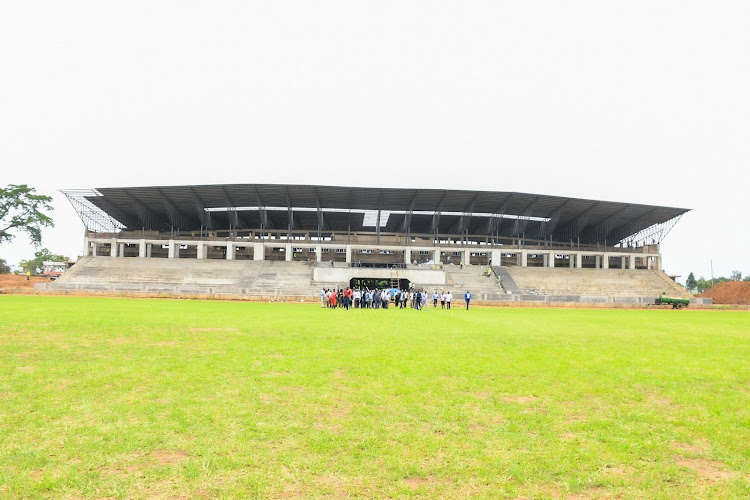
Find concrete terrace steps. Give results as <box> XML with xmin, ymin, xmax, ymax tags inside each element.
<box><xmin>443</xmin><ymin>265</ymin><xmax>508</xmax><ymax>301</ymax></box>
<box><xmin>51</xmin><ymin>257</ymin><xmax>318</xmax><ymax>296</ymax></box>
<box><xmin>505</xmin><ymin>267</ymin><xmax>689</xmax><ymax>299</ymax></box>
<box><xmin>492</xmin><ymin>266</ymin><xmax>522</xmax><ymax>294</ymax></box>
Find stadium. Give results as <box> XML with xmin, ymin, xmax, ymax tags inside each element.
<box><xmin>43</xmin><ymin>183</ymin><xmax>706</xmax><ymax>306</ymax></box>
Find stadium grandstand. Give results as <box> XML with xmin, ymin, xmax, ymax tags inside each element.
<box><xmin>44</xmin><ymin>184</ymin><xmax>700</xmax><ymax>305</ymax></box>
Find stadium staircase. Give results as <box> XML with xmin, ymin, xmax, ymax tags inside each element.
<box><xmin>491</xmin><ymin>266</ymin><xmax>522</xmax><ymax>294</ymax></box>
<box><xmin>443</xmin><ymin>265</ymin><xmax>508</xmax><ymax>301</ymax></box>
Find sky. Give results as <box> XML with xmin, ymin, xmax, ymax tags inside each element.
<box><xmin>1</xmin><ymin>1</ymin><xmax>748</xmax><ymax>282</ymax></box>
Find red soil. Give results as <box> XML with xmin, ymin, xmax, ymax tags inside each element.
<box><xmin>0</xmin><ymin>274</ymin><xmax>51</xmax><ymax>290</ymax></box>
<box><xmin>698</xmin><ymin>281</ymin><xmax>750</xmax><ymax>305</ymax></box>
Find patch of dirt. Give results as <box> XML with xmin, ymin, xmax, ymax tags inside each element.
<box><xmin>671</xmin><ymin>442</ymin><xmax>706</xmax><ymax>454</ymax></box>
<box><xmin>148</xmin><ymin>341</ymin><xmax>179</xmax><ymax>347</ymax></box>
<box><xmin>698</xmin><ymin>281</ymin><xmax>750</xmax><ymax>305</ymax></box>
<box><xmin>472</xmin><ymin>391</ymin><xmax>492</xmax><ymax>400</ymax></box>
<box><xmin>602</xmin><ymin>465</ymin><xmax>627</xmax><ymax>476</ymax></box>
<box><xmin>151</xmin><ymin>449</ymin><xmax>189</xmax><ymax>465</ymax></box>
<box><xmin>403</xmin><ymin>477</ymin><xmax>451</xmax><ymax>490</ymax></box>
<box><xmin>567</xmin><ymin>486</ymin><xmax>608</xmax><ymax>499</ymax></box>
<box><xmin>675</xmin><ymin>457</ymin><xmax>737</xmax><ymax>482</ymax></box>
<box><xmin>565</xmin><ymin>414</ymin><xmax>587</xmax><ymax>424</ymax></box>
<box><xmin>0</xmin><ymin>274</ymin><xmax>50</xmax><ymax>289</ymax></box>
<box><xmin>501</xmin><ymin>395</ymin><xmax>539</xmax><ymax>404</ymax></box>
<box><xmin>646</xmin><ymin>393</ymin><xmax>676</xmax><ymax>407</ymax></box>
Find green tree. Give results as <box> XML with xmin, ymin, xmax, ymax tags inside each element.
<box><xmin>685</xmin><ymin>272</ymin><xmax>697</xmax><ymax>291</ymax></box>
<box><xmin>0</xmin><ymin>184</ymin><xmax>54</xmax><ymax>246</ymax></box>
<box><xmin>18</xmin><ymin>248</ymin><xmax>69</xmax><ymax>274</ymax></box>
<box><xmin>0</xmin><ymin>258</ymin><xmax>10</xmax><ymax>274</ymax></box>
<box><xmin>730</xmin><ymin>270</ymin><xmax>742</xmax><ymax>281</ymax></box>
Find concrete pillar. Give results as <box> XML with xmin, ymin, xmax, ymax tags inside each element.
<box><xmin>568</xmin><ymin>254</ymin><xmax>573</xmax><ymax>268</ymax></box>
<box><xmin>628</xmin><ymin>255</ymin><xmax>635</xmax><ymax>270</ymax></box>
<box><xmin>315</xmin><ymin>245</ymin><xmax>322</xmax><ymax>263</ymax></box>
<box><xmin>549</xmin><ymin>252</ymin><xmax>555</xmax><ymax>268</ymax></box>
<box><xmin>168</xmin><ymin>240</ymin><xmax>176</xmax><ymax>258</ymax></box>
<box><xmin>285</xmin><ymin>243</ymin><xmax>292</xmax><ymax>262</ymax></box>
<box><xmin>119</xmin><ymin>243</ymin><xmax>125</xmax><ymax>257</ymax></box>
<box><xmin>433</xmin><ymin>248</ymin><xmax>440</xmax><ymax>264</ymax></box>
<box><xmin>345</xmin><ymin>246</ymin><xmax>352</xmax><ymax>264</ymax></box>
<box><xmin>90</xmin><ymin>241</ymin><xmax>97</xmax><ymax>257</ymax></box>
<box><xmin>491</xmin><ymin>250</ymin><xmax>501</xmax><ymax>267</ymax></box>
<box><xmin>602</xmin><ymin>253</ymin><xmax>609</xmax><ymax>269</ymax></box>
<box><xmin>111</xmin><ymin>238</ymin><xmax>118</xmax><ymax>257</ymax></box>
<box><xmin>595</xmin><ymin>255</ymin><xmax>601</xmax><ymax>269</ymax></box>
<box><xmin>621</xmin><ymin>255</ymin><xmax>626</xmax><ymax>269</ymax></box>
<box><xmin>463</xmin><ymin>250</ymin><xmax>470</xmax><ymax>266</ymax></box>
<box><xmin>656</xmin><ymin>255</ymin><xmax>662</xmax><ymax>271</ymax></box>
<box><xmin>253</xmin><ymin>243</ymin><xmax>265</xmax><ymax>261</ymax></box>
<box><xmin>542</xmin><ymin>253</ymin><xmax>548</xmax><ymax>267</ymax></box>
<box><xmin>404</xmin><ymin>247</ymin><xmax>411</xmax><ymax>264</ymax></box>
<box><xmin>146</xmin><ymin>243</ymin><xmax>153</xmax><ymax>258</ymax></box>
<box><xmin>575</xmin><ymin>253</ymin><xmax>583</xmax><ymax>268</ymax></box>
<box><xmin>521</xmin><ymin>251</ymin><xmax>528</xmax><ymax>267</ymax></box>
<box><xmin>197</xmin><ymin>243</ymin><xmax>206</xmax><ymax>260</ymax></box>
<box><xmin>226</xmin><ymin>243</ymin><xmax>235</xmax><ymax>260</ymax></box>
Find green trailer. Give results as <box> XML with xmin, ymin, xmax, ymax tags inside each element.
<box><xmin>656</xmin><ymin>294</ymin><xmax>690</xmax><ymax>309</ymax></box>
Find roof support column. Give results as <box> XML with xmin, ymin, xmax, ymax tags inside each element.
<box><xmin>111</xmin><ymin>238</ymin><xmax>118</xmax><ymax>257</ymax></box>
<box><xmin>139</xmin><ymin>239</ymin><xmax>146</xmax><ymax>258</ymax></box>
<box><xmin>254</xmin><ymin>243</ymin><xmax>265</xmax><ymax>261</ymax></box>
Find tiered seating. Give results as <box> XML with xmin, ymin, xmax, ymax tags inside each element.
<box><xmin>52</xmin><ymin>257</ymin><xmax>318</xmax><ymax>297</ymax></box>
<box><xmin>444</xmin><ymin>265</ymin><xmax>508</xmax><ymax>301</ymax></box>
<box><xmin>505</xmin><ymin>267</ymin><xmax>689</xmax><ymax>298</ymax></box>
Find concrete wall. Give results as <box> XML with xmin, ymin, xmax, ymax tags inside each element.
<box><xmin>313</xmin><ymin>267</ymin><xmax>446</xmax><ymax>285</ymax></box>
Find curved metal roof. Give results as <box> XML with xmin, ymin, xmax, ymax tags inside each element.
<box><xmin>63</xmin><ymin>184</ymin><xmax>690</xmax><ymax>245</ymax></box>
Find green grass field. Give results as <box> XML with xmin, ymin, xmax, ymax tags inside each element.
<box><xmin>1</xmin><ymin>296</ymin><xmax>749</xmax><ymax>499</ymax></box>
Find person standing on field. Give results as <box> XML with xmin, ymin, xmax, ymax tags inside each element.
<box><xmin>465</xmin><ymin>290</ymin><xmax>471</xmax><ymax>310</ymax></box>
<box><xmin>446</xmin><ymin>291</ymin><xmax>452</xmax><ymax>309</ymax></box>
<box><xmin>320</xmin><ymin>288</ymin><xmax>326</xmax><ymax>308</ymax></box>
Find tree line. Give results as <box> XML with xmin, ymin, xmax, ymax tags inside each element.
<box><xmin>685</xmin><ymin>271</ymin><xmax>750</xmax><ymax>293</ymax></box>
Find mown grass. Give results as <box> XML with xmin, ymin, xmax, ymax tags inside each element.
<box><xmin>0</xmin><ymin>296</ymin><xmax>749</xmax><ymax>499</ymax></box>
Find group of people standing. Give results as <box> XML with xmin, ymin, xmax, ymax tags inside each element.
<box><xmin>320</xmin><ymin>288</ymin><xmax>473</xmax><ymax>310</ymax></box>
